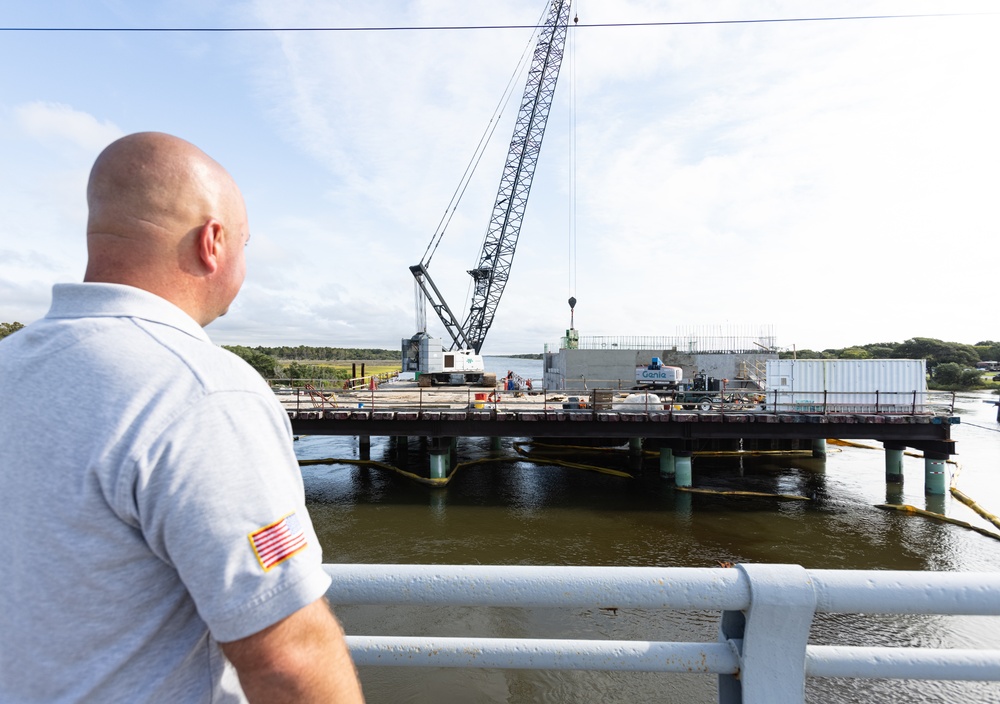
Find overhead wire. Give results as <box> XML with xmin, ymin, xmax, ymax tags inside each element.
<box><xmin>962</xmin><ymin>421</ymin><xmax>1000</xmax><ymax>433</ymax></box>
<box><xmin>2</xmin><ymin>13</ymin><xmax>994</xmax><ymax>33</ymax></box>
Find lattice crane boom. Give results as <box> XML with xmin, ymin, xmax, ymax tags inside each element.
<box><xmin>411</xmin><ymin>0</ymin><xmax>572</xmax><ymax>355</ymax></box>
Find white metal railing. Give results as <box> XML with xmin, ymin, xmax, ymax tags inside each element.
<box><xmin>567</xmin><ymin>329</ymin><xmax>777</xmax><ymax>353</ymax></box>
<box><xmin>325</xmin><ymin>563</ymin><xmax>1000</xmax><ymax>704</ymax></box>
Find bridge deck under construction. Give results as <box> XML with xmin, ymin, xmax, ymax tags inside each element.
<box><xmin>285</xmin><ymin>386</ymin><xmax>958</xmax><ymax>456</ymax></box>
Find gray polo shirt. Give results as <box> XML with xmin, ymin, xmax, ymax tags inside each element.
<box><xmin>0</xmin><ymin>283</ymin><xmax>331</xmax><ymax>703</ymax></box>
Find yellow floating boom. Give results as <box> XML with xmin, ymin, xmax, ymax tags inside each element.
<box><xmin>875</xmin><ymin>503</ymin><xmax>1000</xmax><ymax>542</ymax></box>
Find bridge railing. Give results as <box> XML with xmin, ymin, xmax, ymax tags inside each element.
<box><xmin>277</xmin><ymin>382</ymin><xmax>956</xmax><ymax>416</ymax></box>
<box><xmin>326</xmin><ymin>563</ymin><xmax>1000</xmax><ymax>704</ymax></box>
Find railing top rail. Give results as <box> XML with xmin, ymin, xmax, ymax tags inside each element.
<box><xmin>323</xmin><ymin>564</ymin><xmax>999</xmax><ymax>615</ymax></box>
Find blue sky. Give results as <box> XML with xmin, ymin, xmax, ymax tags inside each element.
<box><xmin>1</xmin><ymin>0</ymin><xmax>997</xmax><ymax>354</ymax></box>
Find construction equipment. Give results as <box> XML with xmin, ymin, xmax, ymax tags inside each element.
<box><xmin>403</xmin><ymin>0</ymin><xmax>572</xmax><ymax>385</ymax></box>
<box><xmin>634</xmin><ymin>357</ymin><xmax>684</xmax><ymax>391</ymax></box>
<box><xmin>673</xmin><ymin>371</ymin><xmax>723</xmax><ymax>411</ymax></box>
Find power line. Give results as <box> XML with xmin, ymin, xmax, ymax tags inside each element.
<box><xmin>0</xmin><ymin>13</ymin><xmax>995</xmax><ymax>34</ymax></box>
<box><xmin>963</xmin><ymin>422</ymin><xmax>1000</xmax><ymax>433</ymax></box>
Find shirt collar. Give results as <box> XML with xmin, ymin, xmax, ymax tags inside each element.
<box><xmin>46</xmin><ymin>283</ymin><xmax>212</xmax><ymax>343</ymax></box>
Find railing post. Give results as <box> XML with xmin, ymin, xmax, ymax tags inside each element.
<box><xmin>718</xmin><ymin>564</ymin><xmax>816</xmax><ymax>704</ymax></box>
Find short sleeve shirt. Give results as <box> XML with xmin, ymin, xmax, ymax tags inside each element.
<box><xmin>0</xmin><ymin>283</ymin><xmax>331</xmax><ymax>703</ymax></box>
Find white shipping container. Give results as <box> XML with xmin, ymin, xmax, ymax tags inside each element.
<box><xmin>764</xmin><ymin>359</ymin><xmax>927</xmax><ymax>412</ymax></box>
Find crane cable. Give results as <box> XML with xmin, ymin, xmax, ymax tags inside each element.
<box><xmin>462</xmin><ymin>0</ymin><xmax>571</xmax><ymax>320</ymax></box>
<box><xmin>568</xmin><ymin>8</ymin><xmax>578</xmax><ymax>301</ymax></box>
<box><xmin>419</xmin><ymin>3</ymin><xmax>549</xmax><ymax>270</ymax></box>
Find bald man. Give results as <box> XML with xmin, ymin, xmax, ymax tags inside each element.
<box><xmin>0</xmin><ymin>133</ymin><xmax>364</xmax><ymax>703</ymax></box>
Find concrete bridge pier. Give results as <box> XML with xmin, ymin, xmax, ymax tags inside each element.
<box><xmin>884</xmin><ymin>443</ymin><xmax>905</xmax><ymax>484</ymax></box>
<box><xmin>429</xmin><ymin>438</ymin><xmax>450</xmax><ymax>480</ymax></box>
<box><xmin>629</xmin><ymin>437</ymin><xmax>643</xmax><ymax>456</ymax></box>
<box><xmin>490</xmin><ymin>436</ymin><xmax>502</xmax><ymax>452</ymax></box>
<box><xmin>674</xmin><ymin>451</ymin><xmax>693</xmax><ymax>488</ymax></box>
<box><xmin>924</xmin><ymin>452</ymin><xmax>949</xmax><ymax>495</ymax></box>
<box><xmin>659</xmin><ymin>447</ymin><xmax>675</xmax><ymax>478</ymax></box>
<box><xmin>359</xmin><ymin>435</ymin><xmax>371</xmax><ymax>460</ymax></box>
<box><xmin>811</xmin><ymin>438</ymin><xmax>827</xmax><ymax>458</ymax></box>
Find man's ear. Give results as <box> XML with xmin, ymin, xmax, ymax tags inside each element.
<box><xmin>196</xmin><ymin>218</ymin><xmax>224</xmax><ymax>274</ymax></box>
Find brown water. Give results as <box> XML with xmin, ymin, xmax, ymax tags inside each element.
<box><xmin>298</xmin><ymin>388</ymin><xmax>1000</xmax><ymax>703</ymax></box>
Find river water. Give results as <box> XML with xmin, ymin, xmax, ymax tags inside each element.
<box><xmin>298</xmin><ymin>356</ymin><xmax>1000</xmax><ymax>703</ymax></box>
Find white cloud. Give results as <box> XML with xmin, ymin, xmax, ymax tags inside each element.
<box><xmin>13</xmin><ymin>102</ymin><xmax>123</xmax><ymax>153</ymax></box>
<box><xmin>0</xmin><ymin>104</ymin><xmax>122</xmax><ymax>321</ymax></box>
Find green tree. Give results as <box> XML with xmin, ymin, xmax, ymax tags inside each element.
<box><xmin>0</xmin><ymin>322</ymin><xmax>25</xmax><ymax>340</ymax></box>
<box><xmin>860</xmin><ymin>343</ymin><xmax>899</xmax><ymax>358</ymax></box>
<box><xmin>284</xmin><ymin>361</ymin><xmax>308</xmax><ymax>380</ymax></box>
<box><xmin>932</xmin><ymin>363</ymin><xmax>962</xmax><ymax>385</ymax></box>
<box><xmin>223</xmin><ymin>345</ymin><xmax>278</xmax><ymax>378</ymax></box>
<box><xmin>895</xmin><ymin>337</ymin><xmax>979</xmax><ymax>373</ymax></box>
<box><xmin>254</xmin><ymin>345</ymin><xmax>398</xmax><ymax>362</ymax></box>
<box><xmin>779</xmin><ymin>349</ymin><xmax>829</xmax><ymax>359</ymax></box>
<box><xmin>959</xmin><ymin>368</ymin><xmax>985</xmax><ymax>387</ymax></box>
<box><xmin>839</xmin><ymin>347</ymin><xmax>870</xmax><ymax>359</ymax></box>
<box><xmin>974</xmin><ymin>341</ymin><xmax>1000</xmax><ymax>363</ymax></box>
<box><xmin>932</xmin><ymin>362</ymin><xmax>983</xmax><ymax>389</ymax></box>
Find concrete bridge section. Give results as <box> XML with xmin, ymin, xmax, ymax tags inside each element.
<box><xmin>289</xmin><ymin>406</ymin><xmax>954</xmax><ymax>453</ymax></box>
<box><xmin>287</xmin><ymin>396</ymin><xmax>959</xmax><ymax>494</ymax></box>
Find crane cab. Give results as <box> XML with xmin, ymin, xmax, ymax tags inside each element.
<box><xmin>402</xmin><ymin>333</ymin><xmax>492</xmax><ymax>386</ymax></box>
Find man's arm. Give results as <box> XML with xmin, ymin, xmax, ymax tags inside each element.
<box><xmin>221</xmin><ymin>598</ymin><xmax>364</xmax><ymax>703</ymax></box>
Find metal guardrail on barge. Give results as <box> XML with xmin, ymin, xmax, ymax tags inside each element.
<box><xmin>327</xmin><ymin>563</ymin><xmax>1000</xmax><ymax>704</ymax></box>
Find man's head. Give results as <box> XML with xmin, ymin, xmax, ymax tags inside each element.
<box><xmin>84</xmin><ymin>132</ymin><xmax>249</xmax><ymax>326</ymax></box>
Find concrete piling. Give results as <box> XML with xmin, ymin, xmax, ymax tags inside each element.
<box><xmin>924</xmin><ymin>453</ymin><xmax>948</xmax><ymax>495</ymax></box>
<box><xmin>429</xmin><ymin>442</ymin><xmax>449</xmax><ymax>480</ymax></box>
<box><xmin>884</xmin><ymin>443</ymin><xmax>905</xmax><ymax>484</ymax></box>
<box><xmin>659</xmin><ymin>447</ymin><xmax>675</xmax><ymax>478</ymax></box>
<box><xmin>811</xmin><ymin>439</ymin><xmax>827</xmax><ymax>458</ymax></box>
<box><xmin>674</xmin><ymin>451</ymin><xmax>693</xmax><ymax>488</ymax></box>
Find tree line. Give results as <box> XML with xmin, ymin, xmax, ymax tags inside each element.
<box><xmin>0</xmin><ymin>322</ymin><xmax>24</xmax><ymax>339</ymax></box>
<box><xmin>781</xmin><ymin>337</ymin><xmax>1000</xmax><ymax>365</ymax></box>
<box><xmin>251</xmin><ymin>345</ymin><xmax>398</xmax><ymax>361</ymax></box>
<box><xmin>220</xmin><ymin>345</ymin><xmax>392</xmax><ymax>382</ymax></box>
<box><xmin>780</xmin><ymin>337</ymin><xmax>1000</xmax><ymax>389</ymax></box>
<box><xmin>2</xmin><ymin>324</ymin><xmax>996</xmax><ymax>389</ymax></box>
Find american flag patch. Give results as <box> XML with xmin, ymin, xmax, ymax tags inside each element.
<box><xmin>249</xmin><ymin>511</ymin><xmax>307</xmax><ymax>572</ymax></box>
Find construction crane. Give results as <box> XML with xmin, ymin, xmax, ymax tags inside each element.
<box><xmin>403</xmin><ymin>0</ymin><xmax>572</xmax><ymax>386</ymax></box>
